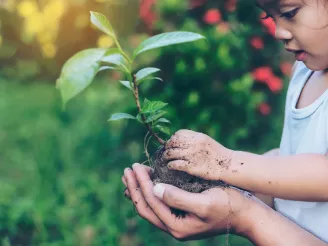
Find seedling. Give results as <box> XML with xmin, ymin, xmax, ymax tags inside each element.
<box><xmin>56</xmin><ymin>11</ymin><xmax>206</xmax><ymax>164</ymax></box>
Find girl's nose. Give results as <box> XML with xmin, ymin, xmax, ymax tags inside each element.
<box><xmin>275</xmin><ymin>23</ymin><xmax>293</xmax><ymax>41</ymax></box>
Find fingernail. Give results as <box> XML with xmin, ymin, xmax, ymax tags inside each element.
<box><xmin>153</xmin><ymin>184</ymin><xmax>165</xmax><ymax>200</ymax></box>
<box><xmin>132</xmin><ymin>163</ymin><xmax>140</xmax><ymax>169</ymax></box>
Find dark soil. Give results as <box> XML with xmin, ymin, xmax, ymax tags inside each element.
<box><xmin>150</xmin><ymin>146</ymin><xmax>228</xmax><ymax>217</ymax></box>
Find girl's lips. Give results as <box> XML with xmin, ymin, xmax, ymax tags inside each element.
<box><xmin>295</xmin><ymin>51</ymin><xmax>307</xmax><ymax>61</ymax></box>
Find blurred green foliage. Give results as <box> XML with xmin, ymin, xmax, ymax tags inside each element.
<box><xmin>0</xmin><ymin>79</ymin><xmax>253</xmax><ymax>245</ymax></box>
<box><xmin>143</xmin><ymin>0</ymin><xmax>288</xmax><ymax>151</ymax></box>
<box><xmin>0</xmin><ymin>0</ymin><xmax>291</xmax><ymax>245</ymax></box>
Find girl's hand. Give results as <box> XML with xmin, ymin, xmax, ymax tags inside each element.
<box><xmin>123</xmin><ymin>164</ymin><xmax>255</xmax><ymax>241</ymax></box>
<box><xmin>123</xmin><ymin>164</ymin><xmax>328</xmax><ymax>245</ymax></box>
<box><xmin>163</xmin><ymin>129</ymin><xmax>233</xmax><ymax>181</ymax></box>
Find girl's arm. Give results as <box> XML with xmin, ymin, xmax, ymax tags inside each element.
<box><xmin>223</xmin><ymin>151</ymin><xmax>328</xmax><ymax>201</ymax></box>
<box><xmin>243</xmin><ymin>199</ymin><xmax>327</xmax><ymax>246</ymax></box>
<box><xmin>254</xmin><ymin>148</ymin><xmax>279</xmax><ymax>208</ymax></box>
<box><xmin>163</xmin><ymin>130</ymin><xmax>328</xmax><ymax>201</ymax></box>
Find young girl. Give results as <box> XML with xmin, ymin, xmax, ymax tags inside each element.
<box><xmin>123</xmin><ymin>0</ymin><xmax>328</xmax><ymax>244</ymax></box>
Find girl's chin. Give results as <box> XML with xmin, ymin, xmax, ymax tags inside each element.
<box><xmin>303</xmin><ymin>56</ymin><xmax>328</xmax><ymax>71</ymax></box>
<box><xmin>302</xmin><ymin>59</ymin><xmax>322</xmax><ymax>71</ymax></box>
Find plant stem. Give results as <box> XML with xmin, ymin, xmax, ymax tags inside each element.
<box><xmin>132</xmin><ymin>75</ymin><xmax>165</xmax><ymax>145</ymax></box>
<box><xmin>115</xmin><ymin>40</ymin><xmax>132</xmax><ymax>64</ymax></box>
<box><xmin>143</xmin><ymin>131</ymin><xmax>152</xmax><ymax>165</ymax></box>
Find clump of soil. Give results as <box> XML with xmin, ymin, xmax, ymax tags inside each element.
<box><xmin>150</xmin><ymin>146</ymin><xmax>228</xmax><ymax>217</ymax></box>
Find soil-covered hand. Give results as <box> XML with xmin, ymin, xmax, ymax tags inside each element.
<box><xmin>122</xmin><ymin>163</ymin><xmax>255</xmax><ymax>241</ymax></box>
<box><xmin>163</xmin><ymin>129</ymin><xmax>233</xmax><ymax>181</ymax></box>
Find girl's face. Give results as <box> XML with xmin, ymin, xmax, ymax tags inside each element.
<box><xmin>256</xmin><ymin>0</ymin><xmax>328</xmax><ymax>71</ymax></box>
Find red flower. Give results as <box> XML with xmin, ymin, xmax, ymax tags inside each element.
<box><xmin>140</xmin><ymin>0</ymin><xmax>157</xmax><ymax>30</ymax></box>
<box><xmin>258</xmin><ymin>103</ymin><xmax>271</xmax><ymax>115</ymax></box>
<box><xmin>250</xmin><ymin>36</ymin><xmax>264</xmax><ymax>49</ymax></box>
<box><xmin>267</xmin><ymin>76</ymin><xmax>283</xmax><ymax>93</ymax></box>
<box><xmin>252</xmin><ymin>66</ymin><xmax>273</xmax><ymax>81</ymax></box>
<box><xmin>252</xmin><ymin>66</ymin><xmax>283</xmax><ymax>93</ymax></box>
<box><xmin>225</xmin><ymin>0</ymin><xmax>237</xmax><ymax>12</ymax></box>
<box><xmin>280</xmin><ymin>62</ymin><xmax>293</xmax><ymax>76</ymax></box>
<box><xmin>260</xmin><ymin>12</ymin><xmax>276</xmax><ymax>36</ymax></box>
<box><xmin>203</xmin><ymin>9</ymin><xmax>222</xmax><ymax>24</ymax></box>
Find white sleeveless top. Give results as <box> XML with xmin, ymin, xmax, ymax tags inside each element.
<box><xmin>274</xmin><ymin>62</ymin><xmax>328</xmax><ymax>242</ymax></box>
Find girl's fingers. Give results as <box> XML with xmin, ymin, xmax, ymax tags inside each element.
<box><xmin>122</xmin><ymin>175</ymin><xmax>127</xmax><ymax>187</ymax></box>
<box><xmin>124</xmin><ymin>188</ymin><xmax>131</xmax><ymax>200</ymax></box>
<box><xmin>167</xmin><ymin>160</ymin><xmax>190</xmax><ymax>173</ymax></box>
<box><xmin>165</xmin><ymin>135</ymin><xmax>191</xmax><ymax>149</ymax></box>
<box><xmin>124</xmin><ymin>166</ymin><xmax>168</xmax><ymax>232</ymax></box>
<box><xmin>162</xmin><ymin>148</ymin><xmax>190</xmax><ymax>161</ymax></box>
<box><xmin>174</xmin><ymin>129</ymin><xmax>196</xmax><ymax>137</ymax></box>
<box><xmin>132</xmin><ymin>163</ymin><xmax>188</xmax><ymax>230</ymax></box>
<box><xmin>154</xmin><ymin>183</ymin><xmax>211</xmax><ymax>219</ymax></box>
<box><xmin>122</xmin><ymin>175</ymin><xmax>131</xmax><ymax>199</ymax></box>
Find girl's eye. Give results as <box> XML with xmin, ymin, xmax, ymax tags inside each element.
<box><xmin>281</xmin><ymin>8</ymin><xmax>299</xmax><ymax>19</ymax></box>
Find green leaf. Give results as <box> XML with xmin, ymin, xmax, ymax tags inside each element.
<box><xmin>144</xmin><ymin>110</ymin><xmax>166</xmax><ymax>123</ymax></box>
<box><xmin>98</xmin><ymin>66</ymin><xmax>116</xmax><ymax>72</ymax></box>
<box><xmin>135</xmin><ymin>67</ymin><xmax>160</xmax><ymax>82</ymax></box>
<box><xmin>90</xmin><ymin>11</ymin><xmax>116</xmax><ymax>39</ymax></box>
<box><xmin>119</xmin><ymin>80</ymin><xmax>133</xmax><ymax>91</ymax></box>
<box><xmin>156</xmin><ymin>118</ymin><xmax>171</xmax><ymax>124</ymax></box>
<box><xmin>133</xmin><ymin>31</ymin><xmax>206</xmax><ymax>58</ymax></box>
<box><xmin>103</xmin><ymin>48</ymin><xmax>121</xmax><ymax>57</ymax></box>
<box><xmin>56</xmin><ymin>48</ymin><xmax>107</xmax><ymax>105</ymax></box>
<box><xmin>138</xmin><ymin>77</ymin><xmax>163</xmax><ymax>85</ymax></box>
<box><xmin>144</xmin><ymin>98</ymin><xmax>151</xmax><ymax>105</ymax></box>
<box><xmin>102</xmin><ymin>49</ymin><xmax>130</xmax><ymax>73</ymax></box>
<box><xmin>108</xmin><ymin>113</ymin><xmax>136</xmax><ymax>121</ymax></box>
<box><xmin>136</xmin><ymin>114</ymin><xmax>143</xmax><ymax>123</ymax></box>
<box><xmin>141</xmin><ymin>99</ymin><xmax>168</xmax><ymax>114</ymax></box>
<box><xmin>155</xmin><ymin>125</ymin><xmax>171</xmax><ymax>135</ymax></box>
